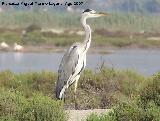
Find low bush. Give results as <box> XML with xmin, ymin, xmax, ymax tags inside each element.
<box><xmin>0</xmin><ymin>68</ymin><xmax>151</xmax><ymax>109</ymax></box>
<box><xmin>0</xmin><ymin>88</ymin><xmax>66</xmax><ymax>121</ymax></box>
<box><xmin>0</xmin><ymin>71</ymin><xmax>57</xmax><ymax>97</ymax></box>
<box><xmin>86</xmin><ymin>112</ymin><xmax>117</xmax><ymax>121</ymax></box>
<box><xmin>86</xmin><ymin>73</ymin><xmax>160</xmax><ymax>121</ymax></box>
<box><xmin>74</xmin><ymin>68</ymin><xmax>146</xmax><ymax>109</ymax></box>
<box><xmin>0</xmin><ymin>69</ymin><xmax>159</xmax><ymax>121</ymax></box>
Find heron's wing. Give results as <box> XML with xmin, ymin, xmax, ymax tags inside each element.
<box><xmin>56</xmin><ymin>44</ymin><xmax>80</xmax><ymax>98</ymax></box>
<box><xmin>59</xmin><ymin>45</ymin><xmax>79</xmax><ymax>84</ymax></box>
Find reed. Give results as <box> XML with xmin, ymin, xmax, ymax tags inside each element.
<box><xmin>0</xmin><ymin>10</ymin><xmax>160</xmax><ymax>32</ymax></box>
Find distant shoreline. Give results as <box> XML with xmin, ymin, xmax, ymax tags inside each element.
<box><xmin>0</xmin><ymin>45</ymin><xmax>160</xmax><ymax>54</ymax></box>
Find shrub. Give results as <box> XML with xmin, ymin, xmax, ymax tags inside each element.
<box><xmin>0</xmin><ymin>71</ymin><xmax>57</xmax><ymax>98</ymax></box>
<box><xmin>140</xmin><ymin>73</ymin><xmax>160</xmax><ymax>107</ymax></box>
<box><xmin>76</xmin><ymin>68</ymin><xmax>146</xmax><ymax>109</ymax></box>
<box><xmin>86</xmin><ymin>112</ymin><xmax>116</xmax><ymax>121</ymax></box>
<box><xmin>25</xmin><ymin>24</ymin><xmax>41</xmax><ymax>33</ymax></box>
<box><xmin>113</xmin><ymin>101</ymin><xmax>145</xmax><ymax>121</ymax></box>
<box><xmin>86</xmin><ymin>72</ymin><xmax>160</xmax><ymax>121</ymax></box>
<box><xmin>0</xmin><ymin>70</ymin><xmax>17</xmax><ymax>88</ymax></box>
<box><xmin>0</xmin><ymin>88</ymin><xmax>66</xmax><ymax>121</ymax></box>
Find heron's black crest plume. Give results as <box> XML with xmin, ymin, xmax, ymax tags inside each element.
<box><xmin>83</xmin><ymin>9</ymin><xmax>92</xmax><ymax>13</ymax></box>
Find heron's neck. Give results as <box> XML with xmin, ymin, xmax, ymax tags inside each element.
<box><xmin>81</xmin><ymin>17</ymin><xmax>92</xmax><ymax>52</ymax></box>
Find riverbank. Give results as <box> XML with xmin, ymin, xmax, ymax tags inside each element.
<box><xmin>1</xmin><ymin>24</ymin><xmax>160</xmax><ymax>52</ymax></box>
<box><xmin>0</xmin><ymin>45</ymin><xmax>114</xmax><ymax>54</ymax></box>
<box><xmin>1</xmin><ymin>44</ymin><xmax>160</xmax><ymax>54</ymax></box>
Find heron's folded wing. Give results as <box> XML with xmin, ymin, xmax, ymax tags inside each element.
<box><xmin>57</xmin><ymin>45</ymin><xmax>80</xmax><ymax>88</ymax></box>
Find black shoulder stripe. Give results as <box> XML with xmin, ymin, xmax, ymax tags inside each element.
<box><xmin>70</xmin><ymin>45</ymin><xmax>77</xmax><ymax>53</ymax></box>
<box><xmin>69</xmin><ymin>45</ymin><xmax>77</xmax><ymax>57</ymax></box>
<box><xmin>72</xmin><ymin>45</ymin><xmax>77</xmax><ymax>49</ymax></box>
<box><xmin>72</xmin><ymin>66</ymin><xmax>75</xmax><ymax>75</ymax></box>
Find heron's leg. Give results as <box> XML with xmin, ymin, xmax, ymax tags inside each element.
<box><xmin>74</xmin><ymin>79</ymin><xmax>78</xmax><ymax>93</ymax></box>
<box><xmin>74</xmin><ymin>75</ymin><xmax>80</xmax><ymax>110</ymax></box>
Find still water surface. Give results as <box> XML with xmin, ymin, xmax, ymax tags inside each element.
<box><xmin>0</xmin><ymin>49</ymin><xmax>160</xmax><ymax>75</ymax></box>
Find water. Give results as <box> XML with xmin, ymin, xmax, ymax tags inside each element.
<box><xmin>0</xmin><ymin>49</ymin><xmax>160</xmax><ymax>75</ymax></box>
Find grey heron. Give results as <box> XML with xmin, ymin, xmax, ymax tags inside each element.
<box><xmin>56</xmin><ymin>9</ymin><xmax>107</xmax><ymax>100</ymax></box>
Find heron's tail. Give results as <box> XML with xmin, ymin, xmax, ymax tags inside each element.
<box><xmin>55</xmin><ymin>80</ymin><xmax>65</xmax><ymax>100</ymax></box>
<box><xmin>55</xmin><ymin>86</ymin><xmax>61</xmax><ymax>99</ymax></box>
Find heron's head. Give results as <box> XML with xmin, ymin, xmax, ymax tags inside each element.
<box><xmin>82</xmin><ymin>9</ymin><xmax>108</xmax><ymax>19</ymax></box>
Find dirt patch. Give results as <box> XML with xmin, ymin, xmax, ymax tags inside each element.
<box><xmin>95</xmin><ymin>29</ymin><xmax>130</xmax><ymax>37</ymax></box>
<box><xmin>66</xmin><ymin>109</ymin><xmax>110</xmax><ymax>121</ymax></box>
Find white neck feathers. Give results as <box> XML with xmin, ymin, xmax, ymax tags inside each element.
<box><xmin>81</xmin><ymin>16</ymin><xmax>92</xmax><ymax>52</ymax></box>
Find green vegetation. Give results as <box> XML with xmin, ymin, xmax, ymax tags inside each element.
<box><xmin>0</xmin><ymin>11</ymin><xmax>160</xmax><ymax>32</ymax></box>
<box><xmin>0</xmin><ymin>68</ymin><xmax>159</xmax><ymax>121</ymax></box>
<box><xmin>0</xmin><ymin>27</ymin><xmax>160</xmax><ymax>48</ymax></box>
<box><xmin>0</xmin><ymin>11</ymin><xmax>160</xmax><ymax>48</ymax></box>
<box><xmin>0</xmin><ymin>89</ymin><xmax>66</xmax><ymax>121</ymax></box>
<box><xmin>0</xmin><ymin>71</ymin><xmax>67</xmax><ymax>121</ymax></box>
<box><xmin>86</xmin><ymin>73</ymin><xmax>160</xmax><ymax>121</ymax></box>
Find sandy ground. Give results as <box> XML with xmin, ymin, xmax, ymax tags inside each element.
<box><xmin>66</xmin><ymin>109</ymin><xmax>111</xmax><ymax>121</ymax></box>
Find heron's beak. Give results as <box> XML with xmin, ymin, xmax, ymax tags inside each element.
<box><xmin>92</xmin><ymin>12</ymin><xmax>108</xmax><ymax>17</ymax></box>
<box><xmin>98</xmin><ymin>12</ymin><xmax>108</xmax><ymax>16</ymax></box>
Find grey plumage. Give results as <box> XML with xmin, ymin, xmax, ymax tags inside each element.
<box><xmin>56</xmin><ymin>43</ymin><xmax>83</xmax><ymax>99</ymax></box>
<box><xmin>55</xmin><ymin>9</ymin><xmax>107</xmax><ymax>100</ymax></box>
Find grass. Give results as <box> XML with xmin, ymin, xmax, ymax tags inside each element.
<box><xmin>0</xmin><ymin>71</ymin><xmax>67</xmax><ymax>121</ymax></box>
<box><xmin>0</xmin><ymin>10</ymin><xmax>160</xmax><ymax>48</ymax></box>
<box><xmin>0</xmin><ymin>68</ymin><xmax>158</xmax><ymax>109</ymax></box>
<box><xmin>0</xmin><ymin>10</ymin><xmax>160</xmax><ymax>32</ymax></box>
<box><xmin>0</xmin><ymin>89</ymin><xmax>66</xmax><ymax>121</ymax></box>
<box><xmin>1</xmin><ymin>28</ymin><xmax>160</xmax><ymax>48</ymax></box>
<box><xmin>0</xmin><ymin>68</ymin><xmax>159</xmax><ymax>120</ymax></box>
<box><xmin>86</xmin><ymin>73</ymin><xmax>160</xmax><ymax>121</ymax></box>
